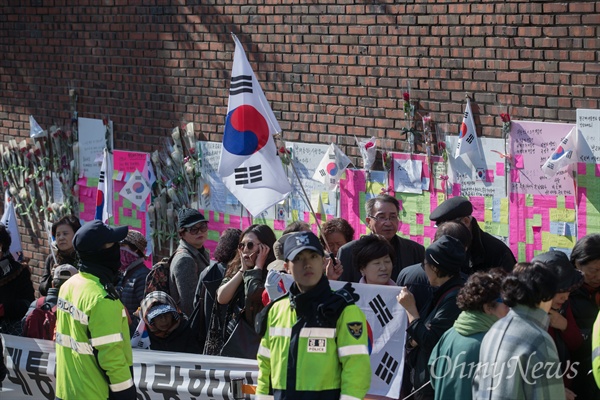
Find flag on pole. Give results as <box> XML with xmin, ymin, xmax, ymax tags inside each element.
<box><xmin>1</xmin><ymin>190</ymin><xmax>23</xmax><ymax>261</ymax></box>
<box><xmin>95</xmin><ymin>148</ymin><xmax>113</xmax><ymax>223</ymax></box>
<box><xmin>312</xmin><ymin>144</ymin><xmax>352</xmax><ymax>189</ymax></box>
<box><xmin>542</xmin><ymin>126</ymin><xmax>578</xmax><ymax>176</ymax></box>
<box><xmin>454</xmin><ymin>98</ymin><xmax>481</xmax><ymax>158</ymax></box>
<box><xmin>217</xmin><ymin>34</ymin><xmax>291</xmax><ymax>216</ymax></box>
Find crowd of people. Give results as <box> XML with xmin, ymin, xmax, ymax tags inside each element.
<box><xmin>1</xmin><ymin>195</ymin><xmax>600</xmax><ymax>399</ymax></box>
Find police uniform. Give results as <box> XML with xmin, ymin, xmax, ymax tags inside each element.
<box><xmin>256</xmin><ymin>275</ymin><xmax>371</xmax><ymax>400</ymax></box>
<box><xmin>55</xmin><ymin>220</ymin><xmax>135</xmax><ymax>400</ymax></box>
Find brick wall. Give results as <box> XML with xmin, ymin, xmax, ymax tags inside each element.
<box><xmin>1</xmin><ymin>0</ymin><xmax>599</xmax><ymax>285</ymax></box>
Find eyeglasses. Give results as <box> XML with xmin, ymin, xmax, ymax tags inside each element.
<box><xmin>368</xmin><ymin>214</ymin><xmax>399</xmax><ymax>223</ymax></box>
<box><xmin>187</xmin><ymin>222</ymin><xmax>208</xmax><ymax>235</ymax></box>
<box><xmin>238</xmin><ymin>241</ymin><xmax>255</xmax><ymax>251</ymax></box>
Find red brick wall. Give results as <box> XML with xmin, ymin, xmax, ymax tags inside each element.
<box><xmin>1</xmin><ymin>0</ymin><xmax>599</xmax><ymax>285</ymax></box>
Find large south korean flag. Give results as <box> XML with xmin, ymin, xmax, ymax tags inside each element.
<box><xmin>331</xmin><ymin>281</ymin><xmax>406</xmax><ymax>399</ymax></box>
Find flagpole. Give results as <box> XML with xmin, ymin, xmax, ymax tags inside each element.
<box><xmin>279</xmin><ymin>135</ymin><xmax>335</xmax><ymax>253</ymax></box>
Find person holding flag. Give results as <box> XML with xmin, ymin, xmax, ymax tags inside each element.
<box><xmin>217</xmin><ymin>33</ymin><xmax>292</xmax><ymax>217</ymax></box>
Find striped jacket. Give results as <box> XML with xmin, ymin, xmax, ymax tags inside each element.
<box><xmin>257</xmin><ymin>276</ymin><xmax>371</xmax><ymax>400</ymax></box>
<box><xmin>55</xmin><ymin>272</ymin><xmax>134</xmax><ymax>399</ymax></box>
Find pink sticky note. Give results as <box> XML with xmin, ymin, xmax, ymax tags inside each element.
<box><xmin>123</xmin><ymin>208</ymin><xmax>132</xmax><ymax>217</ymax></box>
<box><xmin>511</xmin><ymin>169</ymin><xmax>520</xmax><ymax>183</ymax></box>
<box><xmin>496</xmin><ymin>162</ymin><xmax>505</xmax><ymax>176</ymax></box>
<box><xmin>452</xmin><ymin>183</ymin><xmax>461</xmax><ymax>196</ymax></box>
<box><xmin>596</xmin><ymin>164</ymin><xmax>600</xmax><ymax>177</ymax></box>
<box><xmin>513</xmin><ymin>154</ymin><xmax>524</xmax><ymax>169</ymax></box>
<box><xmin>416</xmin><ymin>214</ymin><xmax>424</xmax><ymax>224</ymax></box>
<box><xmin>485</xmin><ymin>170</ymin><xmax>495</xmax><ymax>183</ymax></box>
<box><xmin>578</xmin><ymin>162</ymin><xmax>587</xmax><ymax>175</ymax></box>
<box><xmin>273</xmin><ymin>219</ymin><xmax>286</xmax><ymax>231</ymax></box>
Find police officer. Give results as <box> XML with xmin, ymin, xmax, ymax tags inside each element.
<box><xmin>55</xmin><ymin>220</ymin><xmax>136</xmax><ymax>400</ymax></box>
<box><xmin>256</xmin><ymin>231</ymin><xmax>371</xmax><ymax>399</ymax></box>
<box><xmin>429</xmin><ymin>196</ymin><xmax>516</xmax><ymax>273</ymax></box>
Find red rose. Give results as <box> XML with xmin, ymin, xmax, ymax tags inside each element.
<box><xmin>438</xmin><ymin>142</ymin><xmax>447</xmax><ymax>150</ymax></box>
<box><xmin>500</xmin><ymin>113</ymin><xmax>511</xmax><ymax>123</ymax></box>
<box><xmin>403</xmin><ymin>92</ymin><xmax>410</xmax><ymax>101</ymax></box>
<box><xmin>365</xmin><ymin>142</ymin><xmax>375</xmax><ymax>149</ymax></box>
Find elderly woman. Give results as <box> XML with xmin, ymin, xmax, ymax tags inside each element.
<box><xmin>39</xmin><ymin>215</ymin><xmax>81</xmax><ymax>296</ymax></box>
<box><xmin>429</xmin><ymin>269</ymin><xmax>508</xmax><ymax>400</ymax></box>
<box><xmin>398</xmin><ymin>235</ymin><xmax>466</xmax><ymax>400</ymax></box>
<box><xmin>568</xmin><ymin>234</ymin><xmax>600</xmax><ymax>399</ymax></box>
<box><xmin>320</xmin><ymin>217</ymin><xmax>355</xmax><ymax>256</ymax></box>
<box><xmin>353</xmin><ymin>234</ymin><xmax>395</xmax><ymax>286</ymax></box>
<box><xmin>473</xmin><ymin>262</ymin><xmax>565</xmax><ymax>400</ymax></box>
<box><xmin>133</xmin><ymin>291</ymin><xmax>202</xmax><ymax>354</ymax></box>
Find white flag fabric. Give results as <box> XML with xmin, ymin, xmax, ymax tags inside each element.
<box><xmin>217</xmin><ymin>34</ymin><xmax>291</xmax><ymax>216</ymax></box>
<box><xmin>330</xmin><ymin>281</ymin><xmax>406</xmax><ymax>399</ymax></box>
<box><xmin>312</xmin><ymin>143</ymin><xmax>352</xmax><ymax>189</ymax></box>
<box><xmin>454</xmin><ymin>98</ymin><xmax>481</xmax><ymax>158</ymax></box>
<box><xmin>95</xmin><ymin>148</ymin><xmax>113</xmax><ymax>223</ymax></box>
<box><xmin>1</xmin><ymin>190</ymin><xmax>23</xmax><ymax>261</ymax></box>
<box><xmin>29</xmin><ymin>115</ymin><xmax>46</xmax><ymax>138</ymax></box>
<box><xmin>542</xmin><ymin>126</ymin><xmax>578</xmax><ymax>176</ymax></box>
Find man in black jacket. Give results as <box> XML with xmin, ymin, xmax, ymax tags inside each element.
<box><xmin>429</xmin><ymin>196</ymin><xmax>516</xmax><ymax>273</ymax></box>
<box><xmin>338</xmin><ymin>194</ymin><xmax>425</xmax><ymax>282</ymax></box>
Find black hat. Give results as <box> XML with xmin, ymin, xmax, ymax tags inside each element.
<box><xmin>73</xmin><ymin>220</ymin><xmax>128</xmax><ymax>253</ymax></box>
<box><xmin>177</xmin><ymin>208</ymin><xmax>206</xmax><ymax>230</ymax></box>
<box><xmin>532</xmin><ymin>250</ymin><xmax>584</xmax><ymax>293</ymax></box>
<box><xmin>425</xmin><ymin>235</ymin><xmax>467</xmax><ymax>276</ymax></box>
<box><xmin>284</xmin><ymin>231</ymin><xmax>324</xmax><ymax>261</ymax></box>
<box><xmin>429</xmin><ymin>196</ymin><xmax>473</xmax><ymax>223</ymax></box>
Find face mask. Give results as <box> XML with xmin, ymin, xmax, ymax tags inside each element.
<box><xmin>120</xmin><ymin>247</ymin><xmax>140</xmax><ymax>270</ymax></box>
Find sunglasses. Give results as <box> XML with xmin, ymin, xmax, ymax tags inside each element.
<box><xmin>238</xmin><ymin>241</ymin><xmax>256</xmax><ymax>251</ymax></box>
<box><xmin>187</xmin><ymin>222</ymin><xmax>208</xmax><ymax>235</ymax></box>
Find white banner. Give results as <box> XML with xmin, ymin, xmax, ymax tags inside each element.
<box><xmin>330</xmin><ymin>281</ymin><xmax>407</xmax><ymax>399</ymax></box>
<box><xmin>1</xmin><ymin>334</ymin><xmax>259</xmax><ymax>400</ymax></box>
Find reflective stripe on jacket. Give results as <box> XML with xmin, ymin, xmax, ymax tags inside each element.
<box><xmin>55</xmin><ymin>272</ymin><xmax>134</xmax><ymax>399</ymax></box>
<box><xmin>257</xmin><ymin>280</ymin><xmax>371</xmax><ymax>400</ymax></box>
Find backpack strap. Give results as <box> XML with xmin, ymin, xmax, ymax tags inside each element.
<box><xmin>435</xmin><ymin>285</ymin><xmax>462</xmax><ymax>308</ymax></box>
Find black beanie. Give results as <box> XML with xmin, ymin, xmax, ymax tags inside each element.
<box><xmin>425</xmin><ymin>235</ymin><xmax>467</xmax><ymax>276</ymax></box>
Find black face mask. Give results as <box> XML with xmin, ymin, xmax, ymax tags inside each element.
<box><xmin>78</xmin><ymin>243</ymin><xmax>121</xmax><ymax>274</ymax></box>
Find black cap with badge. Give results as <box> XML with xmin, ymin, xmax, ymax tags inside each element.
<box><xmin>284</xmin><ymin>231</ymin><xmax>324</xmax><ymax>261</ymax></box>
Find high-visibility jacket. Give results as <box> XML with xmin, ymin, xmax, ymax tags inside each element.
<box><xmin>256</xmin><ymin>277</ymin><xmax>371</xmax><ymax>400</ymax></box>
<box><xmin>55</xmin><ymin>272</ymin><xmax>134</xmax><ymax>399</ymax></box>
<box><xmin>593</xmin><ymin>310</ymin><xmax>600</xmax><ymax>388</ymax></box>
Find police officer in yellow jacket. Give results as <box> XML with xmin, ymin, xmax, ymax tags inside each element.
<box><xmin>55</xmin><ymin>220</ymin><xmax>136</xmax><ymax>400</ymax></box>
<box><xmin>256</xmin><ymin>231</ymin><xmax>371</xmax><ymax>400</ymax></box>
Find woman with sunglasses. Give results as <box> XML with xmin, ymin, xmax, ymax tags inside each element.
<box><xmin>204</xmin><ymin>224</ymin><xmax>276</xmax><ymax>357</ymax></box>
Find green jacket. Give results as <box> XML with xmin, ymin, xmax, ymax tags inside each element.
<box><xmin>55</xmin><ymin>272</ymin><xmax>134</xmax><ymax>399</ymax></box>
<box><xmin>593</xmin><ymin>310</ymin><xmax>600</xmax><ymax>388</ymax></box>
<box><xmin>257</xmin><ymin>277</ymin><xmax>371</xmax><ymax>400</ymax></box>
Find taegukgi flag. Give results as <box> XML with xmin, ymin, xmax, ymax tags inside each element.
<box><xmin>330</xmin><ymin>281</ymin><xmax>407</xmax><ymax>399</ymax></box>
<box><xmin>312</xmin><ymin>143</ymin><xmax>352</xmax><ymax>189</ymax></box>
<box><xmin>218</xmin><ymin>33</ymin><xmax>291</xmax><ymax>216</ymax></box>
<box><xmin>95</xmin><ymin>148</ymin><xmax>113</xmax><ymax>223</ymax></box>
<box><xmin>541</xmin><ymin>126</ymin><xmax>578</xmax><ymax>176</ymax></box>
<box><xmin>454</xmin><ymin>98</ymin><xmax>482</xmax><ymax>159</ymax></box>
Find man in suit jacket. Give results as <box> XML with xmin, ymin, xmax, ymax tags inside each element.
<box><xmin>338</xmin><ymin>194</ymin><xmax>425</xmax><ymax>282</ymax></box>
